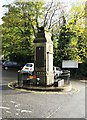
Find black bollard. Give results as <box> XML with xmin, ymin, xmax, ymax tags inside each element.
<box><xmin>18</xmin><ymin>70</ymin><xmax>21</xmax><ymax>86</ymax></box>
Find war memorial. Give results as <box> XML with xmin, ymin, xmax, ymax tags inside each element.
<box><xmin>12</xmin><ymin>27</ymin><xmax>71</xmax><ymax>91</ymax></box>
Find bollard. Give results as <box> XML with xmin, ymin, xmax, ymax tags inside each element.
<box><xmin>18</xmin><ymin>70</ymin><xmax>21</xmax><ymax>86</ymax></box>
<box><xmin>36</xmin><ymin>78</ymin><xmax>40</xmax><ymax>86</ymax></box>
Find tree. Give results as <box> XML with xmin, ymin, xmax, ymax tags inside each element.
<box><xmin>2</xmin><ymin>1</ymin><xmax>44</xmax><ymax>63</ymax></box>
<box><xmin>2</xmin><ymin>0</ymin><xmax>65</xmax><ymax>63</ymax></box>
<box><xmin>53</xmin><ymin>1</ymin><xmax>87</xmax><ymax>66</ymax></box>
<box><xmin>68</xmin><ymin>2</ymin><xmax>86</xmax><ymax>62</ymax></box>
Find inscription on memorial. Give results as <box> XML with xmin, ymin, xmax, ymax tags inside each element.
<box><xmin>36</xmin><ymin>47</ymin><xmax>44</xmax><ymax>67</ymax></box>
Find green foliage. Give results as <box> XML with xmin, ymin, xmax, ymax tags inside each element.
<box><xmin>57</xmin><ymin>24</ymin><xmax>73</xmax><ymax>61</ymax></box>
<box><xmin>2</xmin><ymin>0</ymin><xmax>64</xmax><ymax>63</ymax></box>
<box><xmin>2</xmin><ymin>1</ymin><xmax>44</xmax><ymax>62</ymax></box>
<box><xmin>2</xmin><ymin>0</ymin><xmax>87</xmax><ymax>78</ymax></box>
<box><xmin>53</xmin><ymin>2</ymin><xmax>86</xmax><ymax>67</ymax></box>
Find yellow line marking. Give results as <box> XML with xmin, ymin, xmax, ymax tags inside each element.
<box><xmin>8</xmin><ymin>81</ymin><xmax>80</xmax><ymax>95</ymax></box>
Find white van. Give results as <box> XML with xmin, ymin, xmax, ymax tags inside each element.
<box><xmin>21</xmin><ymin>63</ymin><xmax>34</xmax><ymax>73</ymax></box>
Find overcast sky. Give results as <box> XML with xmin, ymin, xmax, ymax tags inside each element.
<box><xmin>0</xmin><ymin>0</ymin><xmax>84</xmax><ymax>24</ymax></box>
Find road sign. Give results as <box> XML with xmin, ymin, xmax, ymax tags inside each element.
<box><xmin>62</xmin><ymin>60</ymin><xmax>78</xmax><ymax>68</ymax></box>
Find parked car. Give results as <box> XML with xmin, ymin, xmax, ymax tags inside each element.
<box><xmin>0</xmin><ymin>60</ymin><xmax>6</xmax><ymax>65</ymax></box>
<box><xmin>2</xmin><ymin>61</ymin><xmax>22</xmax><ymax>70</ymax></box>
<box><xmin>21</xmin><ymin>63</ymin><xmax>34</xmax><ymax>74</ymax></box>
<box><xmin>53</xmin><ymin>66</ymin><xmax>63</xmax><ymax>79</ymax></box>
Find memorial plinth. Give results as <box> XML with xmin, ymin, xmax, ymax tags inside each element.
<box><xmin>34</xmin><ymin>27</ymin><xmax>54</xmax><ymax>86</ymax></box>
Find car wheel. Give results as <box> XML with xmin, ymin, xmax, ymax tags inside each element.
<box><xmin>4</xmin><ymin>67</ymin><xmax>8</xmax><ymax>70</ymax></box>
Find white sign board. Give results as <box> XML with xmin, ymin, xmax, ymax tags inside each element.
<box><xmin>62</xmin><ymin>60</ymin><xmax>78</xmax><ymax>68</ymax></box>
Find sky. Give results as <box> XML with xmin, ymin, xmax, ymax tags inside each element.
<box><xmin>0</xmin><ymin>0</ymin><xmax>15</xmax><ymax>24</ymax></box>
<box><xmin>0</xmin><ymin>0</ymin><xmax>84</xmax><ymax>24</ymax></box>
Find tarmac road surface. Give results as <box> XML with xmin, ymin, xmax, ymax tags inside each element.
<box><xmin>0</xmin><ymin>69</ymin><xmax>86</xmax><ymax>119</ymax></box>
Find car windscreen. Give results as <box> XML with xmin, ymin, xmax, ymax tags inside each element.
<box><xmin>3</xmin><ymin>61</ymin><xmax>10</xmax><ymax>65</ymax></box>
<box><xmin>56</xmin><ymin>67</ymin><xmax>61</xmax><ymax>71</ymax></box>
<box><xmin>25</xmin><ymin>63</ymin><xmax>33</xmax><ymax>67</ymax></box>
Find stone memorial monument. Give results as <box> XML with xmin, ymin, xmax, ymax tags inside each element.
<box><xmin>34</xmin><ymin>27</ymin><xmax>54</xmax><ymax>86</ymax></box>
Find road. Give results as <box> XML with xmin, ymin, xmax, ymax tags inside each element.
<box><xmin>0</xmin><ymin>69</ymin><xmax>86</xmax><ymax>119</ymax></box>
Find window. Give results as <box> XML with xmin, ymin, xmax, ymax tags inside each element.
<box><xmin>56</xmin><ymin>67</ymin><xmax>60</xmax><ymax>71</ymax></box>
<box><xmin>6</xmin><ymin>62</ymin><xmax>13</xmax><ymax>65</ymax></box>
<box><xmin>26</xmin><ymin>63</ymin><xmax>32</xmax><ymax>67</ymax></box>
<box><xmin>13</xmin><ymin>62</ymin><xmax>17</xmax><ymax>65</ymax></box>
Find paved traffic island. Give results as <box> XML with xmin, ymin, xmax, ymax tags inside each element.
<box><xmin>8</xmin><ymin>80</ymin><xmax>72</xmax><ymax>92</ymax></box>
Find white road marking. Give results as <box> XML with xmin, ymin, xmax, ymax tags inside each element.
<box><xmin>0</xmin><ymin>106</ymin><xmax>10</xmax><ymax>110</ymax></box>
<box><xmin>6</xmin><ymin>111</ymin><xmax>11</xmax><ymax>113</ymax></box>
<box><xmin>21</xmin><ymin>110</ymin><xmax>32</xmax><ymax>113</ymax></box>
<box><xmin>15</xmin><ymin>113</ymin><xmax>19</xmax><ymax>115</ymax></box>
<box><xmin>46</xmin><ymin>107</ymin><xmax>60</xmax><ymax>118</ymax></box>
<box><xmin>16</xmin><ymin>109</ymin><xmax>20</xmax><ymax>111</ymax></box>
<box><xmin>15</xmin><ymin>104</ymin><xmax>20</xmax><ymax>107</ymax></box>
<box><xmin>10</xmin><ymin>101</ymin><xmax>15</xmax><ymax>103</ymax></box>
